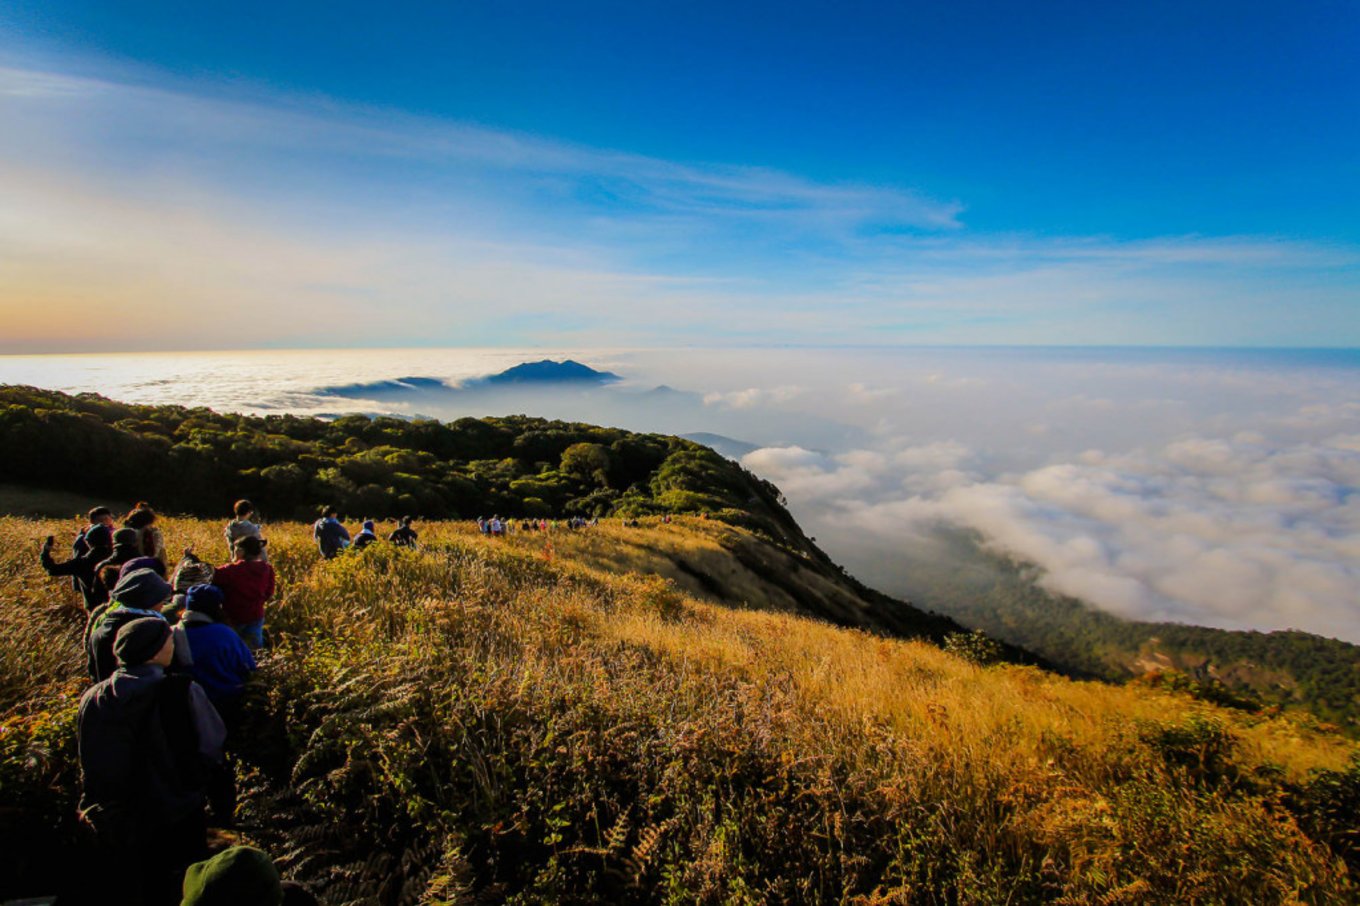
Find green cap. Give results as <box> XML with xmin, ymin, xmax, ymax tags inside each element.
<box><xmin>181</xmin><ymin>846</ymin><xmax>282</xmax><ymax>906</ymax></box>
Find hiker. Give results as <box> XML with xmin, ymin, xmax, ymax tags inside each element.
<box><xmin>171</xmin><ymin>583</ymin><xmax>254</xmax><ymax>826</ymax></box>
<box><xmin>40</xmin><ymin>524</ymin><xmax>113</xmax><ymax>612</ymax></box>
<box><xmin>172</xmin><ymin>584</ymin><xmax>256</xmax><ymax>712</ymax></box>
<box><xmin>95</xmin><ymin>527</ymin><xmax>147</xmax><ymax>598</ymax></box>
<box><xmin>212</xmin><ymin>536</ymin><xmax>275</xmax><ymax>650</ymax></box>
<box><xmin>224</xmin><ymin>498</ymin><xmax>267</xmax><ymax>563</ymax></box>
<box><xmin>388</xmin><ymin>515</ymin><xmax>418</xmax><ymax>548</ymax></box>
<box><xmin>124</xmin><ymin>502</ymin><xmax>167</xmax><ymax>566</ymax></box>
<box><xmin>85</xmin><ymin>567</ymin><xmax>173</xmax><ymax>682</ymax></box>
<box><xmin>167</xmin><ymin>547</ymin><xmax>215</xmax><ymax>623</ymax></box>
<box><xmin>352</xmin><ymin>519</ymin><xmax>379</xmax><ymax>551</ymax></box>
<box><xmin>180</xmin><ymin>846</ymin><xmax>320</xmax><ymax>906</ymax></box>
<box><xmin>313</xmin><ymin>506</ymin><xmax>350</xmax><ymax>559</ymax></box>
<box><xmin>72</xmin><ymin>506</ymin><xmax>116</xmax><ymax>557</ymax></box>
<box><xmin>77</xmin><ymin>616</ymin><xmax>224</xmax><ymax>905</ymax></box>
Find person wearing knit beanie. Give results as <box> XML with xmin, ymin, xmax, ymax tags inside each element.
<box><xmin>84</xmin><ymin>568</ymin><xmax>174</xmax><ymax>682</ymax></box>
<box><xmin>110</xmin><ymin>567</ymin><xmax>174</xmax><ymax>610</ymax></box>
<box><xmin>78</xmin><ymin>616</ymin><xmax>225</xmax><ymax>903</ymax></box>
<box><xmin>113</xmin><ymin>616</ymin><xmax>174</xmax><ymax>667</ymax></box>
<box><xmin>174</xmin><ymin>584</ymin><xmax>256</xmax><ymax>709</ymax></box>
<box><xmin>180</xmin><ymin>845</ymin><xmax>283</xmax><ymax>906</ymax></box>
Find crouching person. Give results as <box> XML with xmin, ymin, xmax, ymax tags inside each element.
<box><xmin>77</xmin><ymin>617</ymin><xmax>226</xmax><ymax>905</ymax></box>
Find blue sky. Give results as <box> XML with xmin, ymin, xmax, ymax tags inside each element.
<box><xmin>1</xmin><ymin>1</ymin><xmax>1357</xmax><ymax>350</ymax></box>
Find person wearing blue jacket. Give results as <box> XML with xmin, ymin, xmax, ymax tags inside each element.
<box><xmin>171</xmin><ymin>583</ymin><xmax>255</xmax><ymax>829</ymax></box>
<box><xmin>172</xmin><ymin>584</ymin><xmax>257</xmax><ymax>711</ymax></box>
<box><xmin>312</xmin><ymin>505</ymin><xmax>351</xmax><ymax>559</ymax></box>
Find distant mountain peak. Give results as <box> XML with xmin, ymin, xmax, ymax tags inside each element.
<box><xmin>475</xmin><ymin>360</ymin><xmax>622</xmax><ymax>386</ymax></box>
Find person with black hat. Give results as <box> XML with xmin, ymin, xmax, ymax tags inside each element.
<box><xmin>77</xmin><ymin>616</ymin><xmax>225</xmax><ymax>905</ymax></box>
<box><xmin>95</xmin><ymin>527</ymin><xmax>148</xmax><ymax>595</ymax></box>
<box><xmin>84</xmin><ymin>567</ymin><xmax>174</xmax><ymax>682</ymax></box>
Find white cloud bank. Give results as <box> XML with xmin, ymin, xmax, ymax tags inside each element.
<box><xmin>717</xmin><ymin>350</ymin><xmax>1360</xmax><ymax>642</ymax></box>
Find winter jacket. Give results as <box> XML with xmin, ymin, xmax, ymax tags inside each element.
<box><xmin>212</xmin><ymin>559</ymin><xmax>275</xmax><ymax>626</ymax></box>
<box><xmin>387</xmin><ymin>526</ymin><xmax>418</xmax><ymax>547</ymax></box>
<box><xmin>77</xmin><ymin>664</ymin><xmax>224</xmax><ymax>835</ymax></box>
<box><xmin>313</xmin><ymin>517</ymin><xmax>351</xmax><ymax>559</ymax></box>
<box><xmin>42</xmin><ymin>544</ymin><xmax>112</xmax><ymax>611</ymax></box>
<box><xmin>173</xmin><ymin>612</ymin><xmax>257</xmax><ymax>706</ymax></box>
<box><xmin>85</xmin><ymin>604</ymin><xmax>168</xmax><ymax>682</ymax></box>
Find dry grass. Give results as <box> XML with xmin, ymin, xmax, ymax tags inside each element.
<box><xmin>3</xmin><ymin>514</ymin><xmax>1357</xmax><ymax>904</ymax></box>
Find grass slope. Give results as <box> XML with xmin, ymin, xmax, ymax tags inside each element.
<box><xmin>4</xmin><ymin>516</ymin><xmax>1360</xmax><ymax>904</ymax></box>
<box><xmin>890</xmin><ymin>529</ymin><xmax>1360</xmax><ymax>735</ymax></box>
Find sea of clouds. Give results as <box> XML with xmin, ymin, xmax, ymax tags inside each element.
<box><xmin>5</xmin><ymin>346</ymin><xmax>1357</xmax><ymax>641</ymax></box>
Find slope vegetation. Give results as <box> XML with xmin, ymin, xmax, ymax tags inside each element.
<box><xmin>4</xmin><ymin>516</ymin><xmax>1359</xmax><ymax>904</ymax></box>
<box><xmin>892</xmin><ymin>529</ymin><xmax>1360</xmax><ymax>734</ymax></box>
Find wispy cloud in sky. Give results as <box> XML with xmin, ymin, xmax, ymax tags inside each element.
<box><xmin>1</xmin><ymin>58</ymin><xmax>1357</xmax><ymax>351</ymax></box>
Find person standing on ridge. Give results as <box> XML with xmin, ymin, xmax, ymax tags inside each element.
<box><xmin>313</xmin><ymin>505</ymin><xmax>350</xmax><ymax>559</ymax></box>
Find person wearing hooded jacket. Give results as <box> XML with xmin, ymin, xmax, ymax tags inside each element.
<box><xmin>77</xmin><ymin>616</ymin><xmax>225</xmax><ymax>905</ymax></box>
<box><xmin>172</xmin><ymin>584</ymin><xmax>256</xmax><ymax>710</ymax></box>
<box><xmin>84</xmin><ymin>568</ymin><xmax>173</xmax><ymax>682</ymax></box>
<box><xmin>352</xmin><ymin>519</ymin><xmax>379</xmax><ymax>550</ymax></box>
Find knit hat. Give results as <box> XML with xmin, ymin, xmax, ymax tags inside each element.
<box><xmin>111</xmin><ymin>527</ymin><xmax>140</xmax><ymax>548</ymax></box>
<box><xmin>174</xmin><ymin>557</ymin><xmax>215</xmax><ymax>592</ymax></box>
<box><xmin>85</xmin><ymin>523</ymin><xmax>113</xmax><ymax>550</ymax></box>
<box><xmin>113</xmin><ymin>616</ymin><xmax>172</xmax><ymax>666</ymax></box>
<box><xmin>185</xmin><ymin>584</ymin><xmax>226</xmax><ymax>621</ymax></box>
<box><xmin>180</xmin><ymin>846</ymin><xmax>283</xmax><ymax>906</ymax></box>
<box><xmin>110</xmin><ymin>568</ymin><xmax>174</xmax><ymax>611</ymax></box>
<box><xmin>120</xmin><ymin>556</ymin><xmax>167</xmax><ymax>580</ymax></box>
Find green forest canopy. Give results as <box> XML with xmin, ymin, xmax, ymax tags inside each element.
<box><xmin>0</xmin><ymin>386</ymin><xmax>801</xmax><ymax>541</ymax></box>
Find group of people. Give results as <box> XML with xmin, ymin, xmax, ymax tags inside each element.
<box><xmin>39</xmin><ymin>499</ymin><xmax>304</xmax><ymax>905</ymax></box>
<box><xmin>477</xmin><ymin>514</ymin><xmax>602</xmax><ymax>536</ymax></box>
<box><xmin>312</xmin><ymin>507</ymin><xmax>419</xmax><ymax>558</ymax></box>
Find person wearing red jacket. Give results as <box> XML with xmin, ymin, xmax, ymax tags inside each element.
<box><xmin>212</xmin><ymin>536</ymin><xmax>275</xmax><ymax>650</ymax></box>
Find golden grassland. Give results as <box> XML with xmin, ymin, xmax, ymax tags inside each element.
<box><xmin>3</xmin><ymin>514</ymin><xmax>1359</xmax><ymax>904</ymax></box>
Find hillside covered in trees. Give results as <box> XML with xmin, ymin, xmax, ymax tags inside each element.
<box><xmin>0</xmin><ymin>385</ymin><xmax>970</xmax><ymax>643</ymax></box>
<box><xmin>0</xmin><ymin>384</ymin><xmax>798</xmax><ymax>533</ymax></box>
